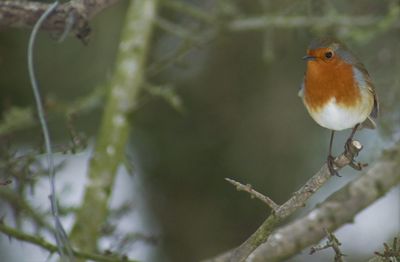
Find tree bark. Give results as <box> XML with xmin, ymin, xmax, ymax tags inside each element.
<box><xmin>69</xmin><ymin>0</ymin><xmax>158</xmax><ymax>254</ymax></box>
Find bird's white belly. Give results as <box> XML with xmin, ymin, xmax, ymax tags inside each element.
<box><xmin>307</xmin><ymin>99</ymin><xmax>368</xmax><ymax>131</ymax></box>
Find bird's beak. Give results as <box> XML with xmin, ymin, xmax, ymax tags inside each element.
<box><xmin>302</xmin><ymin>55</ymin><xmax>316</xmax><ymax>61</ymax></box>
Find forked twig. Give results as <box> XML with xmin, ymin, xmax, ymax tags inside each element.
<box><xmin>220</xmin><ymin>139</ymin><xmax>364</xmax><ymax>262</ymax></box>
<box><xmin>225</xmin><ymin>178</ymin><xmax>279</xmax><ymax>212</ymax></box>
<box><xmin>374</xmin><ymin>237</ymin><xmax>400</xmax><ymax>260</ymax></box>
<box><xmin>310</xmin><ymin>229</ymin><xmax>345</xmax><ymax>262</ymax></box>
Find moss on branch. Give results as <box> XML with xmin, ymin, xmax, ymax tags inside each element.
<box><xmin>69</xmin><ymin>0</ymin><xmax>158</xmax><ymax>254</ymax></box>
<box><xmin>0</xmin><ymin>222</ymin><xmax>138</xmax><ymax>262</ymax></box>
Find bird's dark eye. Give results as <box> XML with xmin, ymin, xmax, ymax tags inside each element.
<box><xmin>325</xmin><ymin>51</ymin><xmax>333</xmax><ymax>59</ymax></box>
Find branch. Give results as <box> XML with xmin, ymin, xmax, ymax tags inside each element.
<box><xmin>0</xmin><ymin>179</ymin><xmax>12</xmax><ymax>186</ymax></box>
<box><xmin>0</xmin><ymin>85</ymin><xmax>105</xmax><ymax>138</ymax></box>
<box><xmin>228</xmin><ymin>15</ymin><xmax>399</xmax><ymax>31</ymax></box>
<box><xmin>69</xmin><ymin>0</ymin><xmax>158</xmax><ymax>253</ymax></box>
<box><xmin>372</xmin><ymin>237</ymin><xmax>400</xmax><ymax>261</ymax></box>
<box><xmin>0</xmin><ymin>222</ymin><xmax>138</xmax><ymax>262</ymax></box>
<box><xmin>0</xmin><ymin>189</ymin><xmax>54</xmax><ymax>232</ymax></box>
<box><xmin>310</xmin><ymin>229</ymin><xmax>345</xmax><ymax>262</ymax></box>
<box><xmin>0</xmin><ymin>0</ymin><xmax>120</xmax><ymax>40</ymax></box>
<box><xmin>160</xmin><ymin>0</ymin><xmax>215</xmax><ymax>25</ymax></box>
<box><xmin>160</xmin><ymin>1</ymin><xmax>399</xmax><ymax>35</ymax></box>
<box><xmin>225</xmin><ymin>178</ymin><xmax>279</xmax><ymax>212</ymax></box>
<box><xmin>213</xmin><ymin>140</ymin><xmax>363</xmax><ymax>262</ymax></box>
<box><xmin>243</xmin><ymin>142</ymin><xmax>400</xmax><ymax>261</ymax></box>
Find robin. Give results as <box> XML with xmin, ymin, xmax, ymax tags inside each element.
<box><xmin>299</xmin><ymin>38</ymin><xmax>379</xmax><ymax>176</ymax></box>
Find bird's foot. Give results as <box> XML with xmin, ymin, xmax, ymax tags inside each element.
<box><xmin>327</xmin><ymin>155</ymin><xmax>340</xmax><ymax>177</ymax></box>
<box><xmin>349</xmin><ymin>160</ymin><xmax>368</xmax><ymax>171</ymax></box>
<box><xmin>344</xmin><ymin>138</ymin><xmax>353</xmax><ymax>153</ymax></box>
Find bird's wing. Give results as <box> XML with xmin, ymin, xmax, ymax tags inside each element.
<box><xmin>339</xmin><ymin>47</ymin><xmax>379</xmax><ymax>120</ymax></box>
<box><xmin>298</xmin><ymin>76</ymin><xmax>305</xmax><ymax>97</ymax></box>
<box><xmin>354</xmin><ymin>62</ymin><xmax>379</xmax><ymax>119</ymax></box>
<box><xmin>352</xmin><ymin>62</ymin><xmax>379</xmax><ymax>129</ymax></box>
<box><xmin>368</xmin><ymin>85</ymin><xmax>379</xmax><ymax>119</ymax></box>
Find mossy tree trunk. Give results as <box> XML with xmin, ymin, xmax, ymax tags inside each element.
<box><xmin>69</xmin><ymin>0</ymin><xmax>158</xmax><ymax>254</ymax></box>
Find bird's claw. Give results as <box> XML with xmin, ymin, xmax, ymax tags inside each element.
<box><xmin>349</xmin><ymin>160</ymin><xmax>368</xmax><ymax>171</ymax></box>
<box><xmin>327</xmin><ymin>155</ymin><xmax>341</xmax><ymax>177</ymax></box>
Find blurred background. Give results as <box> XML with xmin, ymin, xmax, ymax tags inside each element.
<box><xmin>0</xmin><ymin>0</ymin><xmax>399</xmax><ymax>261</ymax></box>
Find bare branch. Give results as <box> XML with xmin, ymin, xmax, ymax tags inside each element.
<box><xmin>160</xmin><ymin>0</ymin><xmax>215</xmax><ymax>24</ymax></box>
<box><xmin>373</xmin><ymin>237</ymin><xmax>400</xmax><ymax>261</ymax></box>
<box><xmin>69</xmin><ymin>0</ymin><xmax>158</xmax><ymax>252</ymax></box>
<box><xmin>246</xmin><ymin>143</ymin><xmax>400</xmax><ymax>261</ymax></box>
<box><xmin>225</xmin><ymin>178</ymin><xmax>279</xmax><ymax>212</ymax></box>
<box><xmin>0</xmin><ymin>222</ymin><xmax>138</xmax><ymax>262</ymax></box>
<box><xmin>0</xmin><ymin>179</ymin><xmax>11</xmax><ymax>186</ymax></box>
<box><xmin>206</xmin><ymin>140</ymin><xmax>400</xmax><ymax>262</ymax></box>
<box><xmin>0</xmin><ymin>0</ymin><xmax>120</xmax><ymax>40</ymax></box>
<box><xmin>310</xmin><ymin>229</ymin><xmax>345</xmax><ymax>262</ymax></box>
<box><xmin>0</xmin><ymin>189</ymin><xmax>54</xmax><ymax>232</ymax></box>
<box><xmin>212</xmin><ymin>140</ymin><xmax>362</xmax><ymax>262</ymax></box>
<box><xmin>228</xmin><ymin>15</ymin><xmax>396</xmax><ymax>31</ymax></box>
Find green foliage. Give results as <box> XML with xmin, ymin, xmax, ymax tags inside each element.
<box><xmin>0</xmin><ymin>107</ymin><xmax>34</xmax><ymax>136</ymax></box>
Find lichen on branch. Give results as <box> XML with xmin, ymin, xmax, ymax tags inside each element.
<box><xmin>69</xmin><ymin>0</ymin><xmax>158</xmax><ymax>254</ymax></box>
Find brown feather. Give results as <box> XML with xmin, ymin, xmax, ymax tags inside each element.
<box><xmin>353</xmin><ymin>61</ymin><xmax>379</xmax><ymax>120</ymax></box>
<box><xmin>304</xmin><ymin>48</ymin><xmax>361</xmax><ymax>111</ymax></box>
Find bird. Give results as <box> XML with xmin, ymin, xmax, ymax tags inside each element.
<box><xmin>299</xmin><ymin>37</ymin><xmax>379</xmax><ymax>176</ymax></box>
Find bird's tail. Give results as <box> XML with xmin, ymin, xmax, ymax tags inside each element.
<box><xmin>361</xmin><ymin>116</ymin><xmax>376</xmax><ymax>129</ymax></box>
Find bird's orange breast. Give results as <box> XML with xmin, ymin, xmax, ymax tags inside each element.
<box><xmin>304</xmin><ymin>59</ymin><xmax>361</xmax><ymax>111</ymax></box>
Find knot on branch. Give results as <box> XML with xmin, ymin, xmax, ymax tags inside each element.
<box><xmin>0</xmin><ymin>0</ymin><xmax>120</xmax><ymax>42</ymax></box>
<box><xmin>334</xmin><ymin>139</ymin><xmax>364</xmax><ymax>170</ymax></box>
<box><xmin>328</xmin><ymin>139</ymin><xmax>365</xmax><ymax>176</ymax></box>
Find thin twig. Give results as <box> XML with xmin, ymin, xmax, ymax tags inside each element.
<box><xmin>160</xmin><ymin>0</ymin><xmax>215</xmax><ymax>24</ymax></box>
<box><xmin>0</xmin><ymin>85</ymin><xmax>105</xmax><ymax>137</ymax></box>
<box><xmin>0</xmin><ymin>189</ymin><xmax>55</xmax><ymax>233</ymax></box>
<box><xmin>225</xmin><ymin>178</ymin><xmax>279</xmax><ymax>212</ymax></box>
<box><xmin>228</xmin><ymin>15</ymin><xmax>396</xmax><ymax>31</ymax></box>
<box><xmin>206</xmin><ymin>140</ymin><xmax>364</xmax><ymax>262</ymax></box>
<box><xmin>0</xmin><ymin>222</ymin><xmax>138</xmax><ymax>262</ymax></box>
<box><xmin>0</xmin><ymin>179</ymin><xmax>11</xmax><ymax>186</ymax></box>
<box><xmin>374</xmin><ymin>237</ymin><xmax>400</xmax><ymax>260</ymax></box>
<box><xmin>205</xmin><ymin>140</ymin><xmax>400</xmax><ymax>261</ymax></box>
<box><xmin>155</xmin><ymin>16</ymin><xmax>204</xmax><ymax>42</ymax></box>
<box><xmin>0</xmin><ymin>0</ymin><xmax>120</xmax><ymax>41</ymax></box>
<box><xmin>310</xmin><ymin>229</ymin><xmax>345</xmax><ymax>262</ymax></box>
<box><xmin>147</xmin><ymin>28</ymin><xmax>216</xmax><ymax>77</ymax></box>
<box><xmin>238</xmin><ymin>142</ymin><xmax>400</xmax><ymax>261</ymax></box>
<box><xmin>69</xmin><ymin>0</ymin><xmax>158</xmax><ymax>252</ymax></box>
